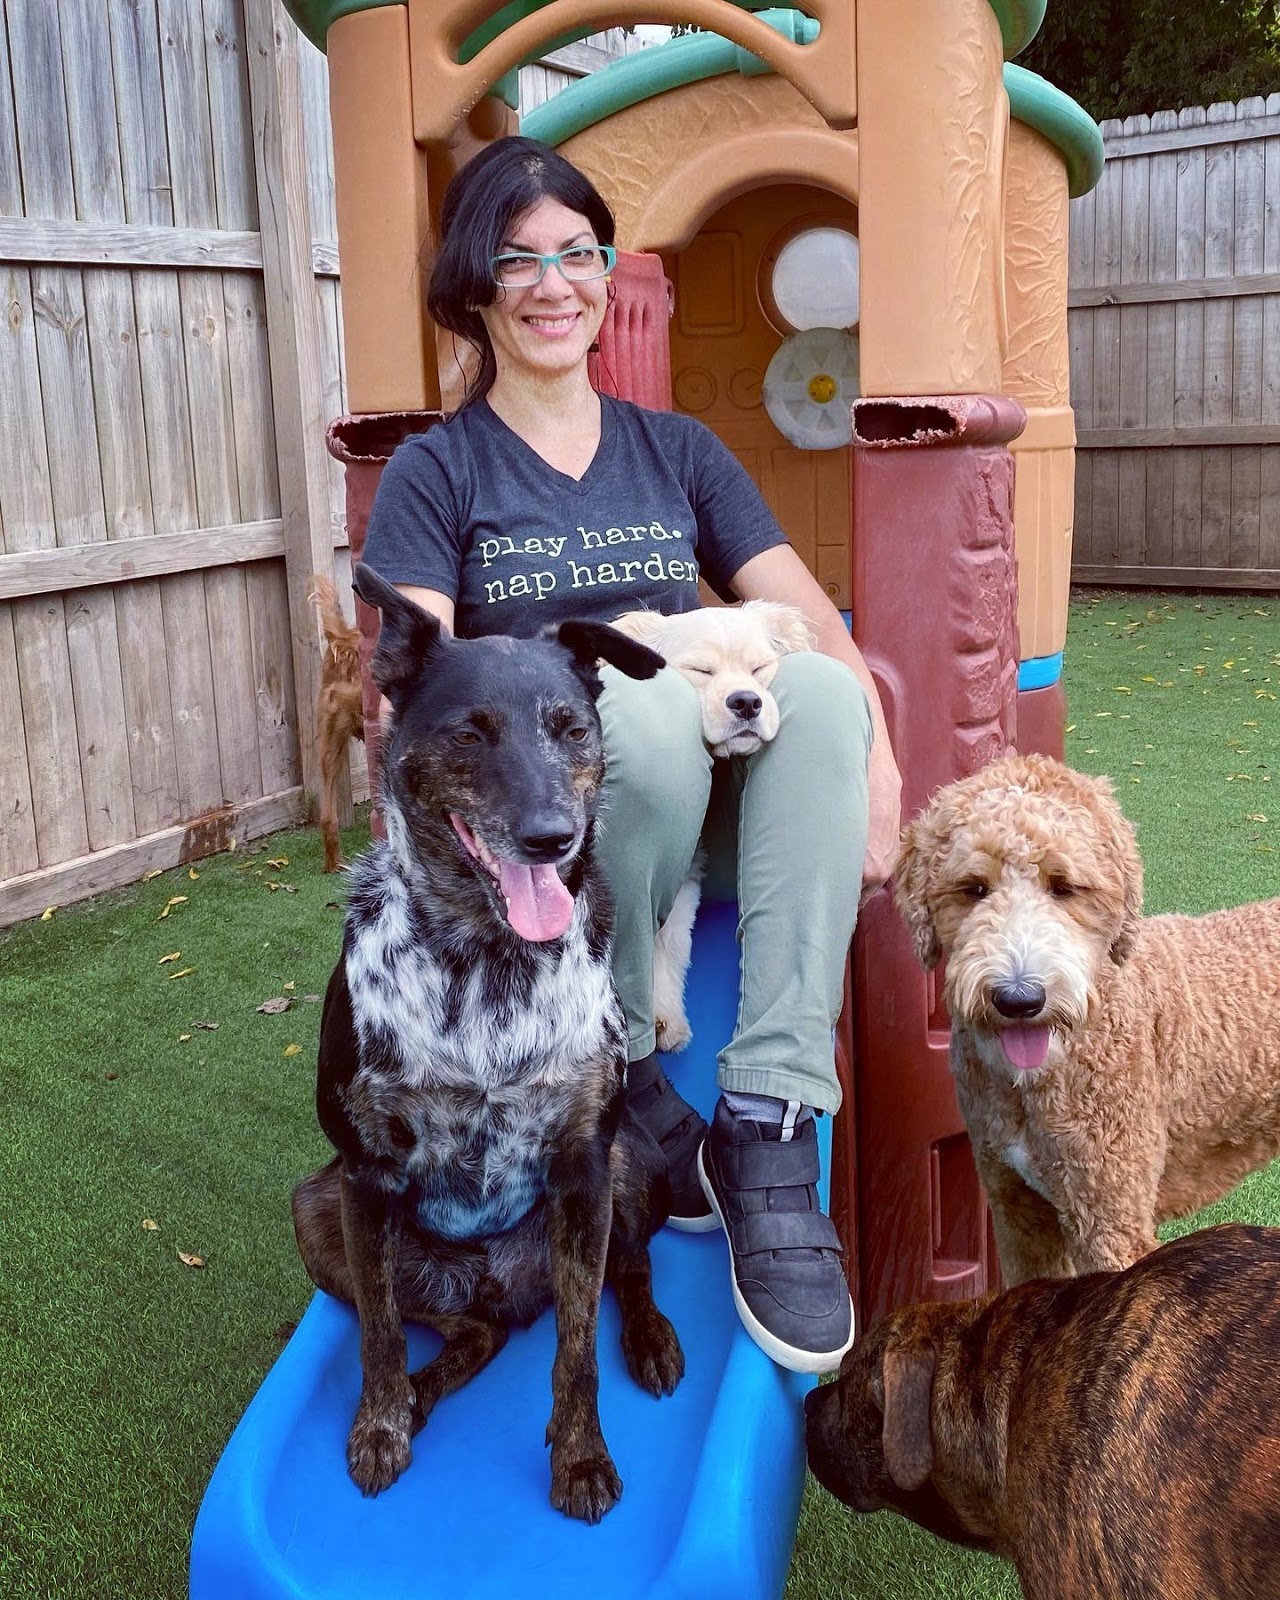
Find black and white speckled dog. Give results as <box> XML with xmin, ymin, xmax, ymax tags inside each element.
<box><xmin>291</xmin><ymin>564</ymin><xmax>684</xmax><ymax>1523</ymax></box>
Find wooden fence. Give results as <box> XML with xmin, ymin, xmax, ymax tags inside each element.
<box><xmin>0</xmin><ymin>0</ymin><xmax>356</xmax><ymax>926</ymax></box>
<box><xmin>0</xmin><ymin>4</ymin><xmax>642</xmax><ymax>926</ymax></box>
<box><xmin>1069</xmin><ymin>93</ymin><xmax>1280</xmax><ymax>588</ymax></box>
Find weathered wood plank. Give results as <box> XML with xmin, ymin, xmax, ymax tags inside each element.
<box><xmin>1072</xmin><ymin>562</ymin><xmax>1280</xmax><ymax>589</ymax></box>
<box><xmin>0</xmin><ymin>599</ymin><xmax>38</xmax><ymax>878</ymax></box>
<box><xmin>1069</xmin><ymin>271</ymin><xmax>1280</xmax><ymax>308</ymax></box>
<box><xmin>0</xmin><ymin>785</ymin><xmax>307</xmax><ymax>927</ymax></box>
<box><xmin>1090</xmin><ymin>134</ymin><xmax>1122</xmax><ymax>565</ymax></box>
<box><xmin>1261</xmin><ymin>94</ymin><xmax>1280</xmax><ymax>573</ymax></box>
<box><xmin>1230</xmin><ymin>99</ymin><xmax>1265</xmax><ymax>573</ymax></box>
<box><xmin>114</xmin><ymin>575</ymin><xmax>181</xmax><ymax>837</ymax></box>
<box><xmin>1117</xmin><ymin>116</ymin><xmax>1149</xmax><ymax>567</ymax></box>
<box><xmin>12</xmin><ymin>592</ymin><xmax>89</xmax><ymax>864</ymax></box>
<box><xmin>64</xmin><ymin>586</ymin><xmax>136</xmax><ymax>848</ymax></box>
<box><xmin>0</xmin><ymin>4</ymin><xmax>22</xmax><ymax>219</ymax></box>
<box><xmin>1201</xmin><ymin>104</ymin><xmax>1238</xmax><ymax>569</ymax></box>
<box><xmin>1100</xmin><ymin>110</ymin><xmax>1280</xmax><ymax>160</ymax></box>
<box><xmin>0</xmin><ymin>518</ymin><xmax>350</xmax><ymax>597</ymax></box>
<box><xmin>1077</xmin><ymin>425</ymin><xmax>1280</xmax><ymax>448</ymax></box>
<box><xmin>0</xmin><ymin>216</ymin><xmax>340</xmax><ymax>274</ymax></box>
<box><xmin>1144</xmin><ymin>109</ymin><xmax>1178</xmax><ymax>568</ymax></box>
<box><xmin>1172</xmin><ymin>104</ymin><xmax>1207</xmax><ymax>569</ymax></box>
<box><xmin>245</xmin><ymin>0</ymin><xmax>340</xmax><ymax>807</ymax></box>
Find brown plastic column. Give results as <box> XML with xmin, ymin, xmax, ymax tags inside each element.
<box><xmin>845</xmin><ymin>394</ymin><xmax>1025</xmax><ymax>1325</ymax></box>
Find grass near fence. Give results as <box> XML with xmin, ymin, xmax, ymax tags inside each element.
<box><xmin>2</xmin><ymin>589</ymin><xmax>1278</xmax><ymax>1600</ymax></box>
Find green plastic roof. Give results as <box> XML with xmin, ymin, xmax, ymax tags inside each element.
<box><xmin>523</xmin><ymin>11</ymin><xmax>1100</xmax><ymax>196</ymax></box>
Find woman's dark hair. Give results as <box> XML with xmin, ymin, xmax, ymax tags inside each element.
<box><xmin>426</xmin><ymin>136</ymin><xmax>616</xmax><ymax>408</ymax></box>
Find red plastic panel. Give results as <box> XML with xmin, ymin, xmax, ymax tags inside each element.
<box><xmin>589</xmin><ymin>251</ymin><xmax>673</xmax><ymax>410</ymax></box>
<box><xmin>849</xmin><ymin>395</ymin><xmax>1025</xmax><ymax>1325</ymax></box>
<box><xmin>1016</xmin><ymin>681</ymin><xmax>1067</xmax><ymax>761</ymax></box>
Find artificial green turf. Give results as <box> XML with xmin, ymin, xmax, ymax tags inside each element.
<box><xmin>1</xmin><ymin>589</ymin><xmax>1277</xmax><ymax>1600</ymax></box>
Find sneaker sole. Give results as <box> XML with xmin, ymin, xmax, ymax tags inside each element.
<box><xmin>664</xmin><ymin>1207</ymin><xmax>720</xmax><ymax>1235</ymax></box>
<box><xmin>697</xmin><ymin>1144</ymin><xmax>856</xmax><ymax>1376</ymax></box>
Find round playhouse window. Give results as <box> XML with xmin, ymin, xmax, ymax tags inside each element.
<box><xmin>769</xmin><ymin>227</ymin><xmax>860</xmax><ymax>332</ymax></box>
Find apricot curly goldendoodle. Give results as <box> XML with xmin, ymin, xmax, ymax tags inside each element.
<box><xmin>895</xmin><ymin>753</ymin><xmax>1280</xmax><ymax>1285</ymax></box>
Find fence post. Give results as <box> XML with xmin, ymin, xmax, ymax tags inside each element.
<box><xmin>244</xmin><ymin>0</ymin><xmax>344</xmax><ymax>820</ymax></box>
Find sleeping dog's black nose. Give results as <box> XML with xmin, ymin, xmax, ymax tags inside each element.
<box><xmin>726</xmin><ymin>690</ymin><xmax>763</xmax><ymax>720</ymax></box>
<box><xmin>518</xmin><ymin>819</ymin><xmax>577</xmax><ymax>862</ymax></box>
<box><xmin>991</xmin><ymin>978</ymin><xmax>1047</xmax><ymax>1019</ymax></box>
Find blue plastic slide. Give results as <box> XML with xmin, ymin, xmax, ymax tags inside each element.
<box><xmin>190</xmin><ymin>898</ymin><xmax>825</xmax><ymax>1600</ymax></box>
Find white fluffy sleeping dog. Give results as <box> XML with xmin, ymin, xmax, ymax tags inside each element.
<box><xmin>610</xmin><ymin>602</ymin><xmax>814</xmax><ymax>1051</ymax></box>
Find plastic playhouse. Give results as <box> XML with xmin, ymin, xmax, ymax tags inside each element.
<box><xmin>190</xmin><ymin>4</ymin><xmax>1103</xmax><ymax>1597</ymax></box>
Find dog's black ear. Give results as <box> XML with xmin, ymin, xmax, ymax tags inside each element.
<box><xmin>881</xmin><ymin>1340</ymin><xmax>936</xmax><ymax>1492</ymax></box>
<box><xmin>351</xmin><ymin>562</ymin><xmax>445</xmax><ymax>705</ymax></box>
<box><xmin>547</xmin><ymin>620</ymin><xmax>665</xmax><ymax>688</ymax></box>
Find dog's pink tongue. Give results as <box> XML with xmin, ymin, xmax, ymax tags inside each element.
<box><xmin>497</xmin><ymin>859</ymin><xmax>574</xmax><ymax>942</ymax></box>
<box><xmin>1001</xmin><ymin>1025</ymin><xmax>1052</xmax><ymax>1071</ymax></box>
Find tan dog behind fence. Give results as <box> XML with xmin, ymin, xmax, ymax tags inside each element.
<box><xmin>894</xmin><ymin>752</ymin><xmax>1280</xmax><ymax>1284</ymax></box>
<box><xmin>308</xmin><ymin>574</ymin><xmax>365</xmax><ymax>873</ymax></box>
<box><xmin>610</xmin><ymin>601</ymin><xmax>814</xmax><ymax>1051</ymax></box>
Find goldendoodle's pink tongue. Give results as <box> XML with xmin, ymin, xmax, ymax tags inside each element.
<box><xmin>1001</xmin><ymin>1025</ymin><xmax>1051</xmax><ymax>1071</ymax></box>
<box><xmin>497</xmin><ymin>858</ymin><xmax>574</xmax><ymax>942</ymax></box>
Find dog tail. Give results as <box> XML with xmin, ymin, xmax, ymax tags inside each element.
<box><xmin>308</xmin><ymin>573</ymin><xmax>357</xmax><ymax>648</ymax></box>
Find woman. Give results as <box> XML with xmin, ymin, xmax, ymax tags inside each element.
<box><xmin>363</xmin><ymin>137</ymin><xmax>901</xmax><ymax>1375</ymax></box>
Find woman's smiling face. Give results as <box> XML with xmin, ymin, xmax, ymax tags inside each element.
<box><xmin>479</xmin><ymin>197</ymin><xmax>609</xmax><ymax>385</ymax></box>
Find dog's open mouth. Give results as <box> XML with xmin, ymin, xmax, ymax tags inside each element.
<box><xmin>448</xmin><ymin>813</ymin><xmax>575</xmax><ymax>942</ymax></box>
<box><xmin>999</xmin><ymin>1024</ymin><xmax>1053</xmax><ymax>1072</ymax></box>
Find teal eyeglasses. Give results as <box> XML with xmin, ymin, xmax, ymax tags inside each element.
<box><xmin>491</xmin><ymin>244</ymin><xmax>617</xmax><ymax>288</ymax></box>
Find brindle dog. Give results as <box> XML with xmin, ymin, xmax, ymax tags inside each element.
<box><xmin>805</xmin><ymin>1224</ymin><xmax>1280</xmax><ymax>1599</ymax></box>
<box><xmin>292</xmin><ymin>564</ymin><xmax>683</xmax><ymax>1522</ymax></box>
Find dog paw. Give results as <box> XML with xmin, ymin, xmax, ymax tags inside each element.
<box><xmin>347</xmin><ymin>1405</ymin><xmax>413</xmax><ymax>1496</ymax></box>
<box><xmin>550</xmin><ymin>1452</ymin><xmax>623</xmax><ymax>1523</ymax></box>
<box><xmin>622</xmin><ymin>1309</ymin><xmax>685</xmax><ymax>1397</ymax></box>
<box><xmin>655</xmin><ymin>1013</ymin><xmax>692</xmax><ymax>1053</ymax></box>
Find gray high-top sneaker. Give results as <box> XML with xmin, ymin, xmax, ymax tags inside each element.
<box><xmin>698</xmin><ymin>1097</ymin><xmax>854</xmax><ymax>1373</ymax></box>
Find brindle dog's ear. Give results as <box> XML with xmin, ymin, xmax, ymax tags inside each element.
<box><xmin>352</xmin><ymin>563</ymin><xmax>446</xmax><ymax>706</ymax></box>
<box><xmin>881</xmin><ymin>1339</ymin><xmax>936</xmax><ymax>1491</ymax></box>
<box><xmin>549</xmin><ymin>620</ymin><xmax>665</xmax><ymax>688</ymax></box>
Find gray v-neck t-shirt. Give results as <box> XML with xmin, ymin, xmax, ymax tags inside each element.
<box><xmin>362</xmin><ymin>396</ymin><xmax>787</xmax><ymax>639</ymax></box>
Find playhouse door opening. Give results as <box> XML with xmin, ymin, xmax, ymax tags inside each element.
<box><xmin>663</xmin><ymin>184</ymin><xmax>858</xmax><ymax>609</ymax></box>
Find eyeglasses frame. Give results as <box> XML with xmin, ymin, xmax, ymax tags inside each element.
<box><xmin>490</xmin><ymin>244</ymin><xmax>617</xmax><ymax>288</ymax></box>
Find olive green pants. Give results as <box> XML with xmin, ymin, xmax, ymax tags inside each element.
<box><xmin>595</xmin><ymin>652</ymin><xmax>872</xmax><ymax>1116</ymax></box>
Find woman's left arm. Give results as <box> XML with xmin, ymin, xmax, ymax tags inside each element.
<box><xmin>729</xmin><ymin>544</ymin><xmax>903</xmax><ymax>898</ymax></box>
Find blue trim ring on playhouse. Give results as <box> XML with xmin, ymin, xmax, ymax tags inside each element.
<box><xmin>1018</xmin><ymin>651</ymin><xmax>1065</xmax><ymax>692</ymax></box>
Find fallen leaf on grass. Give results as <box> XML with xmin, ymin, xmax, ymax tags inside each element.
<box><xmin>324</xmin><ymin>902</ymin><xmax>340</xmax><ymax>911</ymax></box>
<box><xmin>283</xmin><ymin>981</ymin><xmax>295</xmax><ymax>992</ymax></box>
<box><xmin>168</xmin><ymin>967</ymin><xmax>196</xmax><ymax>980</ymax></box>
<box><xmin>179</xmin><ymin>1033</ymin><xmax>192</xmax><ymax>1043</ymax></box>
<box><xmin>40</xmin><ymin>905</ymin><xmax>56</xmax><ymax>921</ymax></box>
<box><xmin>158</xmin><ymin>951</ymin><xmax>182</xmax><ymax>965</ymax></box>
<box><xmin>283</xmin><ymin>1043</ymin><xmax>302</xmax><ymax>1058</ymax></box>
<box><xmin>188</xmin><ymin>868</ymin><xmax>200</xmax><ymax>881</ymax></box>
<box><xmin>266</xmin><ymin>856</ymin><xmax>289</xmax><ymax>869</ymax></box>
<box><xmin>193</xmin><ymin>1020</ymin><xmax>220</xmax><ymax>1031</ymax></box>
<box><xmin>1113</xmin><ymin>686</ymin><xmax>1132</xmax><ymax>694</ymax></box>
<box><xmin>1246</xmin><ymin>813</ymin><xmax>1269</xmax><ymax>823</ymax></box>
<box><xmin>303</xmin><ymin>995</ymin><xmax>322</xmax><ymax>1005</ymax></box>
<box><xmin>265</xmin><ymin>881</ymin><xmax>297</xmax><ymax>894</ymax></box>
<box><xmin>143</xmin><ymin>868</ymin><xmax>164</xmax><ymax>882</ymax></box>
<box><xmin>228</xmin><ymin>837</ymin><xmax>237</xmax><ymax>853</ymax></box>
<box><xmin>105</xmin><ymin>1070</ymin><xmax>118</xmax><ymax>1081</ymax></box>
<box><xmin>158</xmin><ymin>896</ymin><xmax>188</xmax><ymax>920</ymax></box>
<box><xmin>177</xmin><ymin>1251</ymin><xmax>206</xmax><ymax>1269</ymax></box>
<box><xmin>142</xmin><ymin>1218</ymin><xmax>159</xmax><ymax>1232</ymax></box>
<box><xmin>257</xmin><ymin>996</ymin><xmax>293</xmax><ymax>1015</ymax></box>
